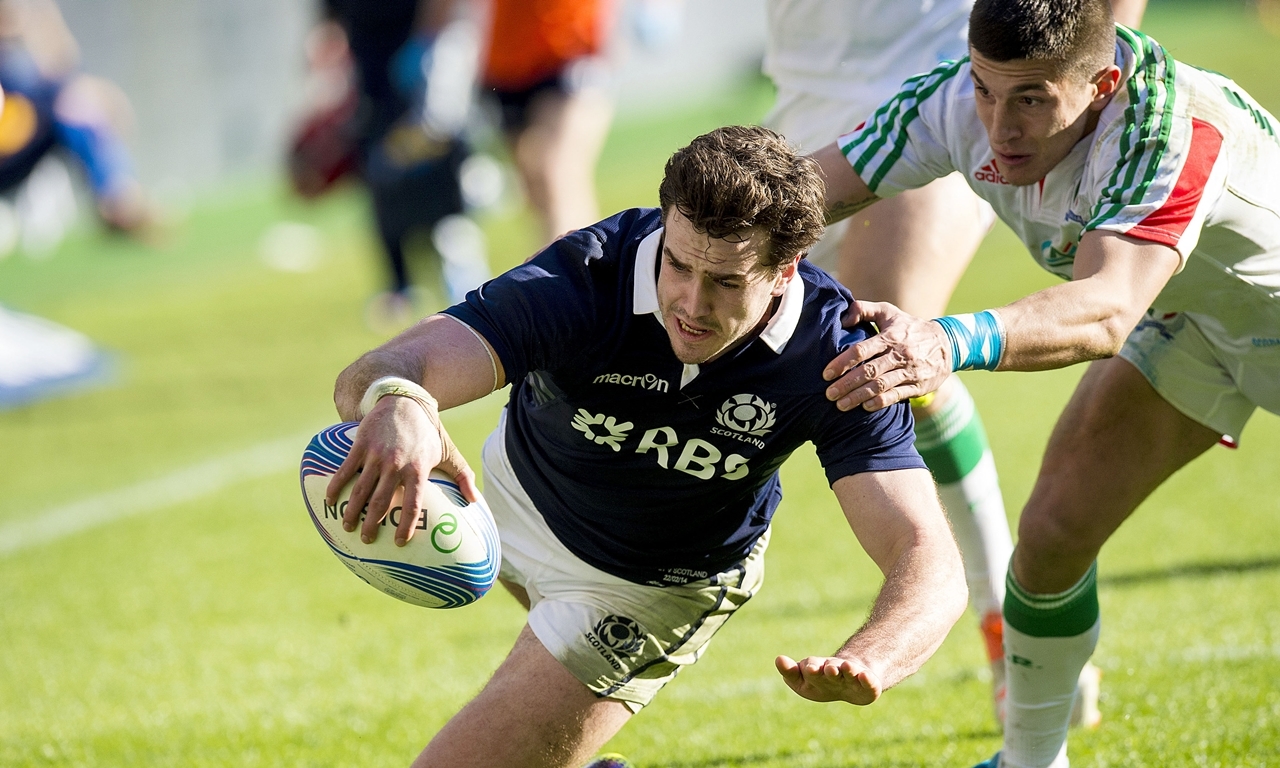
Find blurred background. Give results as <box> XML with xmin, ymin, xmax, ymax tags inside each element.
<box><xmin>59</xmin><ymin>0</ymin><xmax>766</xmax><ymax>197</ymax></box>
<box><xmin>1</xmin><ymin>2</ymin><xmax>1278</xmax><ymax>766</ymax></box>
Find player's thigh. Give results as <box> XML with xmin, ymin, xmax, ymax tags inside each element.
<box><xmin>837</xmin><ymin>172</ymin><xmax>992</xmax><ymax>317</ymax></box>
<box><xmin>414</xmin><ymin>624</ymin><xmax>631</xmax><ymax>768</ymax></box>
<box><xmin>1013</xmin><ymin>356</ymin><xmax>1221</xmax><ymax>593</ymax></box>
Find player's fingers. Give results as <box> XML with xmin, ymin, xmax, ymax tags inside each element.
<box><xmin>434</xmin><ymin>424</ymin><xmax>471</xmax><ymax>478</ymax></box>
<box><xmin>327</xmin><ymin>440</ymin><xmax>364</xmax><ymax>507</ymax></box>
<box><xmin>359</xmin><ymin>468</ymin><xmax>401</xmax><ymax>544</ymax></box>
<box><xmin>824</xmin><ymin>337</ymin><xmax>889</xmax><ymax>394</ymax></box>
<box><xmin>823</xmin><ymin>345</ymin><xmax>857</xmax><ymax>383</ymax></box>
<box><xmin>839</xmin><ymin>301</ymin><xmax>864</xmax><ymax>331</ymax></box>
<box><xmin>774</xmin><ymin>656</ymin><xmax>808</xmax><ymax>697</ymax></box>
<box><xmin>396</xmin><ymin>474</ymin><xmax>424</xmax><ymax>547</ymax></box>
<box><xmin>775</xmin><ymin>655</ymin><xmax>799</xmax><ymax>676</ymax></box>
<box><xmin>850</xmin><ymin>299</ymin><xmax>897</xmax><ymax>327</ymax></box>
<box><xmin>850</xmin><ymin>367</ymin><xmax>922</xmax><ymax>412</ymax></box>
<box><xmin>342</xmin><ymin>457</ymin><xmax>379</xmax><ymax>533</ymax></box>
<box><xmin>861</xmin><ymin>390</ymin><xmax>907</xmax><ymax>413</ymax></box>
<box><xmin>454</xmin><ymin>464</ymin><xmax>481</xmax><ymax>504</ymax></box>
<box><xmin>434</xmin><ymin>425</ymin><xmax>483</xmax><ymax>503</ymax></box>
<box><xmin>825</xmin><ymin>328</ymin><xmax>892</xmax><ymax>383</ymax></box>
<box><xmin>873</xmin><ymin>359</ymin><xmax>952</xmax><ymax>412</ymax></box>
<box><xmin>856</xmin><ymin>669</ymin><xmax>883</xmax><ymax>704</ymax></box>
<box><xmin>833</xmin><ymin>363</ymin><xmax>901</xmax><ymax>412</ymax></box>
<box><xmin>801</xmin><ymin>656</ymin><xmax>827</xmax><ymax>677</ymax></box>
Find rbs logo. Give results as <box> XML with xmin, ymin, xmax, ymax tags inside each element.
<box><xmin>569</xmin><ymin>409</ymin><xmax>751</xmax><ymax>480</ymax></box>
<box><xmin>635</xmin><ymin>426</ymin><xmax>749</xmax><ymax>481</ymax></box>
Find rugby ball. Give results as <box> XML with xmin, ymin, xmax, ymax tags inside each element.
<box><xmin>300</xmin><ymin>422</ymin><xmax>500</xmax><ymax>608</ymax></box>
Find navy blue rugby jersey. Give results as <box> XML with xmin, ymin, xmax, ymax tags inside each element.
<box><xmin>443</xmin><ymin>208</ymin><xmax>924</xmax><ymax>586</ymax></box>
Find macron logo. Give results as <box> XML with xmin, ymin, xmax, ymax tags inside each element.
<box><xmin>974</xmin><ymin>160</ymin><xmax>1009</xmax><ymax>185</ymax></box>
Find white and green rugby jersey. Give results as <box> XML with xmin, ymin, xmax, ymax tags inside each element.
<box><xmin>838</xmin><ymin>26</ymin><xmax>1280</xmax><ymax>340</ymax></box>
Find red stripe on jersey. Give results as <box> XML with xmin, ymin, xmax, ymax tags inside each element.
<box><xmin>1125</xmin><ymin>118</ymin><xmax>1224</xmax><ymax>248</ymax></box>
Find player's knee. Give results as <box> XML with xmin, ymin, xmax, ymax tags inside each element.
<box><xmin>1016</xmin><ymin>484</ymin><xmax>1103</xmax><ymax>567</ymax></box>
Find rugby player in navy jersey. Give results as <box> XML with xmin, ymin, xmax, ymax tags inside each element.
<box><xmin>326</xmin><ymin>125</ymin><xmax>967</xmax><ymax>768</ymax></box>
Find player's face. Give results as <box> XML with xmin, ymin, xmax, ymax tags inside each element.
<box><xmin>657</xmin><ymin>208</ymin><xmax>798</xmax><ymax>365</ymax></box>
<box><xmin>969</xmin><ymin>49</ymin><xmax>1118</xmax><ymax>186</ymax></box>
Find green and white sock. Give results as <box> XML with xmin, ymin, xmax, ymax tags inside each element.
<box><xmin>914</xmin><ymin>380</ymin><xmax>1013</xmax><ymax>619</ymax></box>
<box><xmin>1002</xmin><ymin>564</ymin><xmax>1102</xmax><ymax>768</ymax></box>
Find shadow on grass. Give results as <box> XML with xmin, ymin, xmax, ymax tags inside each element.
<box><xmin>649</xmin><ymin>728</ymin><xmax>999</xmax><ymax>768</ymax></box>
<box><xmin>758</xmin><ymin>556</ymin><xmax>1280</xmax><ymax>620</ymax></box>
<box><xmin>1100</xmin><ymin>554</ymin><xmax>1280</xmax><ymax>589</ymax></box>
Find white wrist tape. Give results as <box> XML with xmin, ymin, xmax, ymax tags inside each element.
<box><xmin>357</xmin><ymin>376</ymin><xmax>439</xmax><ymax>419</ymax></box>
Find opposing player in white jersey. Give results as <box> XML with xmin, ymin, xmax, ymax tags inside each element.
<box><xmin>762</xmin><ymin>0</ymin><xmax>1145</xmax><ymax>725</ymax></box>
<box><xmin>812</xmin><ymin>0</ymin><xmax>1280</xmax><ymax>765</ymax></box>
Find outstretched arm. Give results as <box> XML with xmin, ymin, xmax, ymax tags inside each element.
<box><xmin>776</xmin><ymin>467</ymin><xmax>967</xmax><ymax>705</ymax></box>
<box><xmin>334</xmin><ymin>314</ymin><xmax>503</xmax><ymax>419</ymax></box>
<box><xmin>822</xmin><ymin>230</ymin><xmax>1181</xmax><ymax>411</ymax></box>
<box><xmin>811</xmin><ymin>141</ymin><xmax>881</xmax><ymax>225</ymax></box>
<box><xmin>328</xmin><ymin>314</ymin><xmax>507</xmax><ymax>545</ymax></box>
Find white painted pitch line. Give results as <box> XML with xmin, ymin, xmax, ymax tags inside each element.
<box><xmin>0</xmin><ymin>433</ymin><xmax>311</xmax><ymax>558</ymax></box>
<box><xmin>0</xmin><ymin>397</ymin><xmax>506</xmax><ymax>559</ymax></box>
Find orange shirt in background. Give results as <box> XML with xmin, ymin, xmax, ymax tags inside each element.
<box><xmin>483</xmin><ymin>0</ymin><xmax>613</xmax><ymax>91</ymax></box>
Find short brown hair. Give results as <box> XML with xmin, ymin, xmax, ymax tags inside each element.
<box><xmin>969</xmin><ymin>0</ymin><xmax>1115</xmax><ymax>81</ymax></box>
<box><xmin>658</xmin><ymin>125</ymin><xmax>825</xmax><ymax>271</ymax></box>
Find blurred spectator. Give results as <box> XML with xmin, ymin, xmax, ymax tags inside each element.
<box><xmin>479</xmin><ymin>0</ymin><xmax>618</xmax><ymax>244</ymax></box>
<box><xmin>0</xmin><ymin>0</ymin><xmax>155</xmax><ymax>257</ymax></box>
<box><xmin>291</xmin><ymin>0</ymin><xmax>490</xmax><ymax>329</ymax></box>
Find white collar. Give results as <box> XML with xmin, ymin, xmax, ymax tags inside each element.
<box><xmin>758</xmin><ymin>269</ymin><xmax>805</xmax><ymax>354</ymax></box>
<box><xmin>631</xmin><ymin>225</ymin><xmax>805</xmax><ymax>355</ymax></box>
<box><xmin>633</xmin><ymin>227</ymin><xmax>663</xmax><ymax>316</ymax></box>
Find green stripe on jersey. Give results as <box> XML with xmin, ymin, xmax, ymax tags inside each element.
<box><xmin>1088</xmin><ymin>28</ymin><xmax>1177</xmax><ymax>229</ymax></box>
<box><xmin>842</xmin><ymin>58</ymin><xmax>967</xmax><ymax>193</ymax></box>
<box><xmin>1125</xmin><ymin>33</ymin><xmax>1177</xmax><ymax>219</ymax></box>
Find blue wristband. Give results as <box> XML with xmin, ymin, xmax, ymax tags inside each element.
<box><xmin>934</xmin><ymin>310</ymin><xmax>1006</xmax><ymax>372</ymax></box>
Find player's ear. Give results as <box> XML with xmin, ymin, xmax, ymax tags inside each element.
<box><xmin>771</xmin><ymin>256</ymin><xmax>800</xmax><ymax>296</ymax></box>
<box><xmin>1089</xmin><ymin>65</ymin><xmax>1123</xmax><ymax>110</ymax></box>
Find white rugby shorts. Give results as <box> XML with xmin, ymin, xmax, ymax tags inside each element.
<box><xmin>481</xmin><ymin>410</ymin><xmax>767</xmax><ymax>712</ymax></box>
<box><xmin>1120</xmin><ymin>309</ymin><xmax>1280</xmax><ymax>441</ymax></box>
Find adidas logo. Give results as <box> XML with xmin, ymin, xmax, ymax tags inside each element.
<box><xmin>973</xmin><ymin>159</ymin><xmax>1009</xmax><ymax>185</ymax></box>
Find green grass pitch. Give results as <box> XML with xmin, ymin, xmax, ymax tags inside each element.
<box><xmin>2</xmin><ymin>3</ymin><xmax>1278</xmax><ymax>765</ymax></box>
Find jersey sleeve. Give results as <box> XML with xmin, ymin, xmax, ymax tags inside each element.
<box><xmin>835</xmin><ymin>57</ymin><xmax>966</xmax><ymax>198</ymax></box>
<box><xmin>441</xmin><ymin>226</ymin><xmax>611</xmax><ymax>384</ymax></box>
<box><xmin>1083</xmin><ymin>31</ymin><xmax>1226</xmax><ymax>267</ymax></box>
<box><xmin>813</xmin><ymin>399</ymin><xmax>925</xmax><ymax>485</ymax></box>
<box><xmin>810</xmin><ymin>326</ymin><xmax>926</xmax><ymax>483</ymax></box>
